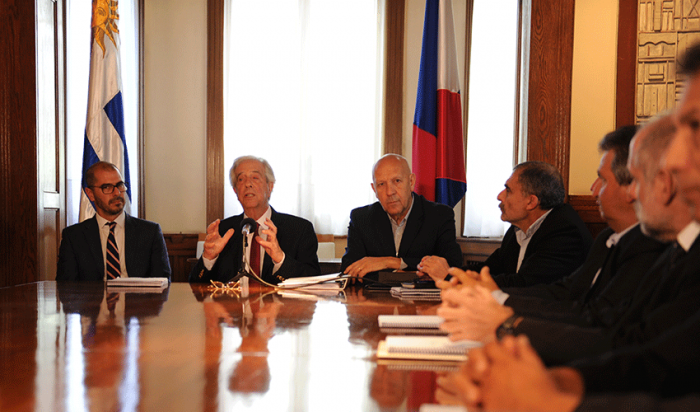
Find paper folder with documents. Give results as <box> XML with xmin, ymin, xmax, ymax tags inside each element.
<box><xmin>106</xmin><ymin>277</ymin><xmax>169</xmax><ymax>288</ymax></box>
<box><xmin>277</xmin><ymin>273</ymin><xmax>348</xmax><ymax>291</ymax></box>
<box><xmin>376</xmin><ymin>336</ymin><xmax>480</xmax><ymax>362</ymax></box>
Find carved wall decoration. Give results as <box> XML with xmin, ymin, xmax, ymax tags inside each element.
<box><xmin>636</xmin><ymin>0</ymin><xmax>700</xmax><ymax>123</ymax></box>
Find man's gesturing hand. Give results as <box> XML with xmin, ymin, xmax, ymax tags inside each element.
<box><xmin>202</xmin><ymin>219</ymin><xmax>234</xmax><ymax>260</ymax></box>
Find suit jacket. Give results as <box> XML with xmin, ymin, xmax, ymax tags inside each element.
<box><xmin>504</xmin><ymin>225</ymin><xmax>667</xmax><ymax>323</ymax></box>
<box><xmin>571</xmin><ymin>306</ymin><xmax>700</xmax><ymax>398</ymax></box>
<box><xmin>56</xmin><ymin>214</ymin><xmax>171</xmax><ymax>281</ymax></box>
<box><xmin>340</xmin><ymin>193</ymin><xmax>463</xmax><ymax>273</ymax></box>
<box><xmin>189</xmin><ymin>208</ymin><xmax>320</xmax><ymax>284</ymax></box>
<box><xmin>480</xmin><ymin>203</ymin><xmax>593</xmax><ymax>288</ymax></box>
<box><xmin>575</xmin><ymin>394</ymin><xmax>700</xmax><ymax>412</ymax></box>
<box><xmin>517</xmin><ymin>231</ymin><xmax>700</xmax><ymax>365</ymax></box>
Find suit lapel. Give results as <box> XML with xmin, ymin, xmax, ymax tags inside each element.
<box><xmin>398</xmin><ymin>194</ymin><xmax>423</xmax><ymax>257</ymax></box>
<box><xmin>370</xmin><ymin>204</ymin><xmax>396</xmax><ymax>256</ymax></box>
<box><xmin>84</xmin><ymin>217</ymin><xmax>104</xmax><ymax>278</ymax></box>
<box><xmin>124</xmin><ymin>214</ymin><xmax>136</xmax><ymax>274</ymax></box>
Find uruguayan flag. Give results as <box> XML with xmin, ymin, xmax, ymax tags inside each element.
<box><xmin>79</xmin><ymin>0</ymin><xmax>132</xmax><ymax>222</ymax></box>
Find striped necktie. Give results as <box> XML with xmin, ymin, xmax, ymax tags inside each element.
<box><xmin>106</xmin><ymin>221</ymin><xmax>121</xmax><ymax>279</ymax></box>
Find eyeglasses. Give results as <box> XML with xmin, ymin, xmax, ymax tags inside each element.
<box><xmin>90</xmin><ymin>182</ymin><xmax>128</xmax><ymax>194</ymax></box>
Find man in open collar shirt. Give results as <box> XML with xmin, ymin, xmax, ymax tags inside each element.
<box><xmin>340</xmin><ymin>154</ymin><xmax>462</xmax><ymax>282</ymax></box>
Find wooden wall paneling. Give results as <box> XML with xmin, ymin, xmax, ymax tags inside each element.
<box><xmin>206</xmin><ymin>0</ymin><xmax>225</xmax><ymax>225</ymax></box>
<box><xmin>568</xmin><ymin>194</ymin><xmax>607</xmax><ymax>239</ymax></box>
<box><xmin>383</xmin><ymin>0</ymin><xmax>405</xmax><ymax>155</ymax></box>
<box><xmin>616</xmin><ymin>0</ymin><xmax>638</xmax><ymax>128</ymax></box>
<box><xmin>163</xmin><ymin>233</ymin><xmax>199</xmax><ymax>282</ymax></box>
<box><xmin>526</xmin><ymin>0</ymin><xmax>575</xmax><ymax>193</ymax></box>
<box><xmin>0</xmin><ymin>0</ymin><xmax>39</xmax><ymax>287</ymax></box>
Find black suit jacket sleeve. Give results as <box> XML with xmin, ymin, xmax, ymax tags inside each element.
<box><xmin>485</xmin><ymin>204</ymin><xmax>593</xmax><ymax>288</ymax></box>
<box><xmin>56</xmin><ymin>222</ymin><xmax>97</xmax><ymax>281</ymax></box>
<box><xmin>571</xmin><ymin>308</ymin><xmax>700</xmax><ymax>397</ymax></box>
<box><xmin>504</xmin><ymin>228</ymin><xmax>614</xmax><ymax>304</ymax></box>
<box><xmin>504</xmin><ymin>226</ymin><xmax>667</xmax><ymax>324</ymax></box>
<box><xmin>576</xmin><ymin>394</ymin><xmax>700</xmax><ymax>412</ymax></box>
<box><xmin>340</xmin><ymin>194</ymin><xmax>462</xmax><ymax>272</ymax></box>
<box><xmin>268</xmin><ymin>213</ymin><xmax>320</xmax><ymax>283</ymax></box>
<box><xmin>124</xmin><ymin>215</ymin><xmax>171</xmax><ymax>280</ymax></box>
<box><xmin>514</xmin><ymin>237</ymin><xmax>700</xmax><ymax>366</ymax></box>
<box><xmin>189</xmin><ymin>209</ymin><xmax>320</xmax><ymax>284</ymax></box>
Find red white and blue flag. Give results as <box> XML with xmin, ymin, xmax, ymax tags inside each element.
<box><xmin>412</xmin><ymin>0</ymin><xmax>466</xmax><ymax>208</ymax></box>
<box><xmin>79</xmin><ymin>0</ymin><xmax>132</xmax><ymax>221</ymax></box>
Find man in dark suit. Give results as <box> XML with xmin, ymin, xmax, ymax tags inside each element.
<box><xmin>189</xmin><ymin>156</ymin><xmax>320</xmax><ymax>285</ymax></box>
<box><xmin>438</xmin><ymin>114</ymin><xmax>699</xmax><ymax>365</ymax></box>
<box><xmin>422</xmin><ymin>161</ymin><xmax>592</xmax><ymax>288</ymax></box>
<box><xmin>340</xmin><ymin>154</ymin><xmax>462</xmax><ymax>281</ymax></box>
<box><xmin>493</xmin><ymin>125</ymin><xmax>666</xmax><ymax>321</ymax></box>
<box><xmin>433</xmin><ymin>42</ymin><xmax>700</xmax><ymax>412</ymax></box>
<box><xmin>56</xmin><ymin>162</ymin><xmax>171</xmax><ymax>281</ymax></box>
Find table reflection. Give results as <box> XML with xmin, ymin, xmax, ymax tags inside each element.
<box><xmin>56</xmin><ymin>282</ymin><xmax>168</xmax><ymax>412</ymax></box>
<box><xmin>0</xmin><ymin>282</ymin><xmax>448</xmax><ymax>412</ymax></box>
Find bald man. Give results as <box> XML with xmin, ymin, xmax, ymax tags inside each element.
<box><xmin>340</xmin><ymin>154</ymin><xmax>462</xmax><ymax>282</ymax></box>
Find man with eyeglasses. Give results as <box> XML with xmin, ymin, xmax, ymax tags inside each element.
<box><xmin>56</xmin><ymin>161</ymin><xmax>171</xmax><ymax>281</ymax></box>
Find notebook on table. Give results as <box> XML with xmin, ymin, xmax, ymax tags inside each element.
<box><xmin>376</xmin><ymin>336</ymin><xmax>481</xmax><ymax>362</ymax></box>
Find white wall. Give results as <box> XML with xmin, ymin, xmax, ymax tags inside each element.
<box><xmin>143</xmin><ymin>0</ymin><xmax>618</xmax><ymax>233</ymax></box>
<box><xmin>144</xmin><ymin>0</ymin><xmax>207</xmax><ymax>233</ymax></box>
<box><xmin>569</xmin><ymin>0</ymin><xmax>619</xmax><ymax>195</ymax></box>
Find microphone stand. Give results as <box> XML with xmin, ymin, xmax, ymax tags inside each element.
<box><xmin>229</xmin><ymin>232</ymin><xmax>250</xmax><ymax>297</ymax></box>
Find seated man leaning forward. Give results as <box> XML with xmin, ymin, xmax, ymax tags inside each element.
<box><xmin>421</xmin><ymin>161</ymin><xmax>592</xmax><ymax>288</ymax></box>
<box><xmin>189</xmin><ymin>156</ymin><xmax>320</xmax><ymax>285</ymax></box>
<box><xmin>340</xmin><ymin>154</ymin><xmax>462</xmax><ymax>281</ymax></box>
<box><xmin>56</xmin><ymin>161</ymin><xmax>171</xmax><ymax>281</ymax></box>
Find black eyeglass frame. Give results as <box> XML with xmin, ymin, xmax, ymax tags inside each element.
<box><xmin>89</xmin><ymin>182</ymin><xmax>128</xmax><ymax>194</ymax></box>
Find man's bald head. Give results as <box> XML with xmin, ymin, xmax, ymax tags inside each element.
<box><xmin>371</xmin><ymin>154</ymin><xmax>416</xmax><ymax>222</ymax></box>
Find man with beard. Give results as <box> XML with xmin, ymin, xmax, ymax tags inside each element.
<box><xmin>421</xmin><ymin>161</ymin><xmax>592</xmax><ymax>287</ymax></box>
<box><xmin>57</xmin><ymin>161</ymin><xmax>171</xmax><ymax>281</ymax></box>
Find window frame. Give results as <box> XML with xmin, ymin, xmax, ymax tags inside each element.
<box><xmin>205</xmin><ymin>0</ymin><xmax>577</xmax><ymax>232</ymax></box>
<box><xmin>204</xmin><ymin>0</ymin><xmax>404</xmax><ymax>224</ymax></box>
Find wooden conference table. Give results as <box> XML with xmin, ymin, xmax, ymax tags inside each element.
<box><xmin>0</xmin><ymin>281</ymin><xmax>454</xmax><ymax>412</ymax></box>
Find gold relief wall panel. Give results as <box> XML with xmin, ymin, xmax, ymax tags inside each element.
<box><xmin>636</xmin><ymin>0</ymin><xmax>700</xmax><ymax>123</ymax></box>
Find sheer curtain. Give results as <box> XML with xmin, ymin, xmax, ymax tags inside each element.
<box><xmin>223</xmin><ymin>0</ymin><xmax>384</xmax><ymax>235</ymax></box>
<box><xmin>66</xmin><ymin>0</ymin><xmax>139</xmax><ymax>225</ymax></box>
<box><xmin>463</xmin><ymin>0</ymin><xmax>520</xmax><ymax>237</ymax></box>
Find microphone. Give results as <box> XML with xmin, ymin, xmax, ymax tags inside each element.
<box><xmin>231</xmin><ymin>217</ymin><xmax>258</xmax><ymax>285</ymax></box>
<box><xmin>240</xmin><ymin>218</ymin><xmax>256</xmax><ymax>237</ymax></box>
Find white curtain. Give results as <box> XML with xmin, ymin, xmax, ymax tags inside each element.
<box><xmin>463</xmin><ymin>0</ymin><xmax>520</xmax><ymax>237</ymax></box>
<box><xmin>66</xmin><ymin>0</ymin><xmax>139</xmax><ymax>225</ymax></box>
<box><xmin>223</xmin><ymin>0</ymin><xmax>385</xmax><ymax>235</ymax></box>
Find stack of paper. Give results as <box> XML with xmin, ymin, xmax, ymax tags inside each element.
<box><xmin>378</xmin><ymin>314</ymin><xmax>447</xmax><ymax>335</ymax></box>
<box><xmin>390</xmin><ymin>286</ymin><xmax>442</xmax><ymax>301</ymax></box>
<box><xmin>106</xmin><ymin>277</ymin><xmax>169</xmax><ymax>292</ymax></box>
<box><xmin>376</xmin><ymin>336</ymin><xmax>480</xmax><ymax>362</ymax></box>
<box><xmin>278</xmin><ymin>273</ymin><xmax>348</xmax><ymax>291</ymax></box>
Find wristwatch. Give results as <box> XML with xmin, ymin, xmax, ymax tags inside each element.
<box><xmin>496</xmin><ymin>314</ymin><xmax>524</xmax><ymax>340</ymax></box>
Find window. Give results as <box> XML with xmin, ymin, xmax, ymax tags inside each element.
<box><xmin>463</xmin><ymin>0</ymin><xmax>521</xmax><ymax>237</ymax></box>
<box><xmin>222</xmin><ymin>0</ymin><xmax>385</xmax><ymax>235</ymax></box>
<box><xmin>66</xmin><ymin>0</ymin><xmax>140</xmax><ymax>225</ymax></box>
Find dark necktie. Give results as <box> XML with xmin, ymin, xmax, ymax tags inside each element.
<box><xmin>670</xmin><ymin>242</ymin><xmax>686</xmax><ymax>268</ymax></box>
<box><xmin>106</xmin><ymin>221</ymin><xmax>121</xmax><ymax>279</ymax></box>
<box><xmin>249</xmin><ymin>223</ymin><xmax>260</xmax><ymax>276</ymax></box>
